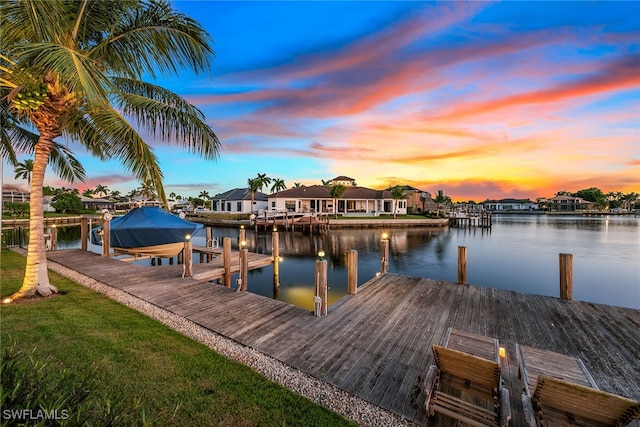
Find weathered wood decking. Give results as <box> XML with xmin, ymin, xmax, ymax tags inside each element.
<box><xmin>46</xmin><ymin>249</ymin><xmax>640</xmax><ymax>426</ymax></box>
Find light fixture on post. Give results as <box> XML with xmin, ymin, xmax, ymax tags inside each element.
<box><xmin>317</xmin><ymin>250</ymin><xmax>325</xmax><ymax>260</ymax></box>
<box><xmin>380</xmin><ymin>232</ymin><xmax>389</xmax><ymax>274</ymax></box>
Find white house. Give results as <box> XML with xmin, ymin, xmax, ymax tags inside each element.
<box><xmin>483</xmin><ymin>198</ymin><xmax>539</xmax><ymax>211</ymax></box>
<box><xmin>211</xmin><ymin>188</ymin><xmax>268</xmax><ymax>214</ymax></box>
<box><xmin>267</xmin><ymin>184</ymin><xmax>406</xmax><ymax>216</ymax></box>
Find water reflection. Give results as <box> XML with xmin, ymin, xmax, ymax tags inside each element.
<box><xmin>3</xmin><ymin>215</ymin><xmax>638</xmax><ymax>309</ymax></box>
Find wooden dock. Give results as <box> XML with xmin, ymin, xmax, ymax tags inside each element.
<box><xmin>46</xmin><ymin>249</ymin><xmax>640</xmax><ymax>426</ymax></box>
<box><xmin>190</xmin><ymin>245</ymin><xmax>274</xmax><ymax>282</ymax></box>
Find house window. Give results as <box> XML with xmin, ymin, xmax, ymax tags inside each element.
<box><xmin>271</xmin><ymin>201</ymin><xmax>276</xmax><ymax>208</ymax></box>
<box><xmin>226</xmin><ymin>202</ymin><xmax>231</xmax><ymax>211</ymax></box>
<box><xmin>237</xmin><ymin>202</ymin><xmax>242</xmax><ymax>211</ymax></box>
<box><xmin>285</xmin><ymin>200</ymin><xmax>296</xmax><ymax>211</ymax></box>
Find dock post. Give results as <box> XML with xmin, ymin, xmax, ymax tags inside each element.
<box><xmin>183</xmin><ymin>238</ymin><xmax>193</xmax><ymax>278</ymax></box>
<box><xmin>205</xmin><ymin>227</ymin><xmax>213</xmax><ymax>262</ymax></box>
<box><xmin>81</xmin><ymin>217</ymin><xmax>88</xmax><ymax>251</ymax></box>
<box><xmin>101</xmin><ymin>215</ymin><xmax>111</xmax><ymax>257</ymax></box>
<box><xmin>223</xmin><ymin>237</ymin><xmax>232</xmax><ymax>287</ymax></box>
<box><xmin>315</xmin><ymin>254</ymin><xmax>328</xmax><ymax>316</ymax></box>
<box><xmin>272</xmin><ymin>227</ymin><xmax>280</xmax><ymax>289</ymax></box>
<box><xmin>347</xmin><ymin>250</ymin><xmax>358</xmax><ymax>294</ymax></box>
<box><xmin>239</xmin><ymin>247</ymin><xmax>248</xmax><ymax>291</ymax></box>
<box><xmin>380</xmin><ymin>233</ymin><xmax>389</xmax><ymax>274</ymax></box>
<box><xmin>559</xmin><ymin>253</ymin><xmax>573</xmax><ymax>300</ymax></box>
<box><xmin>457</xmin><ymin>246</ymin><xmax>467</xmax><ymax>284</ymax></box>
<box><xmin>49</xmin><ymin>225</ymin><xmax>57</xmax><ymax>251</ymax></box>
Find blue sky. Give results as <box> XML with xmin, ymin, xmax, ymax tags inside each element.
<box><xmin>3</xmin><ymin>1</ymin><xmax>639</xmax><ymax>201</ymax></box>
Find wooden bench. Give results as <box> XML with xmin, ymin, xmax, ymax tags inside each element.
<box><xmin>424</xmin><ymin>328</ymin><xmax>511</xmax><ymax>426</ymax></box>
<box><xmin>517</xmin><ymin>344</ymin><xmax>640</xmax><ymax>426</ymax></box>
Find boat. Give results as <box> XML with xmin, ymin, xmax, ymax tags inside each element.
<box><xmin>253</xmin><ymin>209</ymin><xmax>314</xmax><ymax>227</ymax></box>
<box><xmin>90</xmin><ymin>206</ymin><xmax>203</xmax><ymax>257</ymax></box>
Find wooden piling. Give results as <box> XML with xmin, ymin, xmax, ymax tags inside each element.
<box><xmin>239</xmin><ymin>247</ymin><xmax>249</xmax><ymax>291</ymax></box>
<box><xmin>560</xmin><ymin>253</ymin><xmax>573</xmax><ymax>300</ymax></box>
<box><xmin>347</xmin><ymin>250</ymin><xmax>358</xmax><ymax>294</ymax></box>
<box><xmin>49</xmin><ymin>226</ymin><xmax>57</xmax><ymax>251</ymax></box>
<box><xmin>457</xmin><ymin>246</ymin><xmax>467</xmax><ymax>285</ymax></box>
<box><xmin>315</xmin><ymin>259</ymin><xmax>328</xmax><ymax>316</ymax></box>
<box><xmin>272</xmin><ymin>228</ymin><xmax>280</xmax><ymax>288</ymax></box>
<box><xmin>223</xmin><ymin>237</ymin><xmax>232</xmax><ymax>287</ymax></box>
<box><xmin>380</xmin><ymin>238</ymin><xmax>389</xmax><ymax>274</ymax></box>
<box><xmin>101</xmin><ymin>217</ymin><xmax>110</xmax><ymax>257</ymax></box>
<box><xmin>183</xmin><ymin>240</ymin><xmax>193</xmax><ymax>278</ymax></box>
<box><xmin>205</xmin><ymin>227</ymin><xmax>213</xmax><ymax>262</ymax></box>
<box><xmin>81</xmin><ymin>217</ymin><xmax>88</xmax><ymax>251</ymax></box>
<box><xmin>239</xmin><ymin>225</ymin><xmax>246</xmax><ymax>248</ymax></box>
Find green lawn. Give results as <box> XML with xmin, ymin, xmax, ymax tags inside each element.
<box><xmin>0</xmin><ymin>250</ymin><xmax>355</xmax><ymax>426</ymax></box>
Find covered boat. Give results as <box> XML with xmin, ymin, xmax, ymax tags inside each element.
<box><xmin>91</xmin><ymin>206</ymin><xmax>203</xmax><ymax>257</ymax></box>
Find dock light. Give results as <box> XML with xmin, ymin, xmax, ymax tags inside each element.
<box><xmin>381</xmin><ymin>232</ymin><xmax>389</xmax><ymax>240</ymax></box>
<box><xmin>499</xmin><ymin>347</ymin><xmax>506</xmax><ymax>359</ymax></box>
<box><xmin>2</xmin><ymin>298</ymin><xmax>12</xmax><ymax>304</ymax></box>
<box><xmin>318</xmin><ymin>250</ymin><xmax>325</xmax><ymax>260</ymax></box>
<box><xmin>185</xmin><ymin>234</ymin><xmax>191</xmax><ymax>241</ymax></box>
<box><xmin>240</xmin><ymin>240</ymin><xmax>247</xmax><ymax>248</ymax></box>
<box><xmin>273</xmin><ymin>225</ymin><xmax>278</xmax><ymax>232</ymax></box>
<box><xmin>240</xmin><ymin>225</ymin><xmax>244</xmax><ymax>229</ymax></box>
<box><xmin>51</xmin><ymin>224</ymin><xmax>56</xmax><ymax>228</ymax></box>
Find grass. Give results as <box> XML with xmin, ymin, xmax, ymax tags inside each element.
<box><xmin>0</xmin><ymin>250</ymin><xmax>356</xmax><ymax>426</ymax></box>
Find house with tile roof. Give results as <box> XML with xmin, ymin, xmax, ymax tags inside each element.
<box><xmin>267</xmin><ymin>184</ymin><xmax>405</xmax><ymax>216</ymax></box>
<box><xmin>210</xmin><ymin>188</ymin><xmax>268</xmax><ymax>214</ymax></box>
<box><xmin>387</xmin><ymin>185</ymin><xmax>437</xmax><ymax>213</ymax></box>
<box><xmin>548</xmin><ymin>195</ymin><xmax>593</xmax><ymax>211</ymax></box>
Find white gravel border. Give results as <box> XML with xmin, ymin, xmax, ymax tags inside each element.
<box><xmin>26</xmin><ymin>250</ymin><xmax>414</xmax><ymax>427</ymax></box>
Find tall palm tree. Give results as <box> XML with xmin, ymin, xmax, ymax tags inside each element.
<box><xmin>138</xmin><ymin>180</ymin><xmax>157</xmax><ymax>201</ymax></box>
<box><xmin>255</xmin><ymin>173</ymin><xmax>272</xmax><ymax>191</ymax></box>
<box><xmin>198</xmin><ymin>190</ymin><xmax>210</xmax><ymax>201</ymax></box>
<box><xmin>329</xmin><ymin>184</ymin><xmax>347</xmax><ymax>218</ymax></box>
<box><xmin>248</xmin><ymin>178</ymin><xmax>260</xmax><ymax>214</ymax></box>
<box><xmin>270</xmin><ymin>178</ymin><xmax>286</xmax><ymax>193</ymax></box>
<box><xmin>2</xmin><ymin>0</ymin><xmax>220</xmax><ymax>299</ymax></box>
<box><xmin>390</xmin><ymin>185</ymin><xmax>407</xmax><ymax>219</ymax></box>
<box><xmin>13</xmin><ymin>158</ymin><xmax>33</xmax><ymax>186</ymax></box>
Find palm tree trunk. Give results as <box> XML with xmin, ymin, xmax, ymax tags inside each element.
<box><xmin>12</xmin><ymin>137</ymin><xmax>57</xmax><ymax>298</ymax></box>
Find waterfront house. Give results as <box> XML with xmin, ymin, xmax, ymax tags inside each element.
<box><xmin>483</xmin><ymin>198</ymin><xmax>539</xmax><ymax>211</ymax></box>
<box><xmin>1</xmin><ymin>185</ymin><xmax>30</xmax><ymax>210</ymax></box>
<box><xmin>267</xmin><ymin>184</ymin><xmax>405</xmax><ymax>216</ymax></box>
<box><xmin>210</xmin><ymin>188</ymin><xmax>268</xmax><ymax>214</ymax></box>
<box><xmin>80</xmin><ymin>196</ymin><xmax>115</xmax><ymax>212</ymax></box>
<box><xmin>327</xmin><ymin>175</ymin><xmax>357</xmax><ymax>186</ymax></box>
<box><xmin>390</xmin><ymin>185</ymin><xmax>437</xmax><ymax>213</ymax></box>
<box><xmin>549</xmin><ymin>195</ymin><xmax>594</xmax><ymax>211</ymax></box>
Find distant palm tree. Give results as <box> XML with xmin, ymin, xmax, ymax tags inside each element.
<box><xmin>321</xmin><ymin>179</ymin><xmax>330</xmax><ymax>186</ymax></box>
<box><xmin>248</xmin><ymin>178</ymin><xmax>260</xmax><ymax>214</ymax></box>
<box><xmin>270</xmin><ymin>178</ymin><xmax>286</xmax><ymax>193</ymax></box>
<box><xmin>293</xmin><ymin>182</ymin><xmax>302</xmax><ymax>188</ymax></box>
<box><xmin>390</xmin><ymin>185</ymin><xmax>408</xmax><ymax>218</ymax></box>
<box><xmin>329</xmin><ymin>184</ymin><xmax>347</xmax><ymax>218</ymax></box>
<box><xmin>82</xmin><ymin>189</ymin><xmax>94</xmax><ymax>197</ymax></box>
<box><xmin>255</xmin><ymin>173</ymin><xmax>272</xmax><ymax>191</ymax></box>
<box><xmin>138</xmin><ymin>180</ymin><xmax>157</xmax><ymax>201</ymax></box>
<box><xmin>199</xmin><ymin>190</ymin><xmax>210</xmax><ymax>201</ymax></box>
<box><xmin>434</xmin><ymin>189</ymin><xmax>451</xmax><ymax>212</ymax></box>
<box><xmin>13</xmin><ymin>159</ymin><xmax>34</xmax><ymax>186</ymax></box>
<box><xmin>2</xmin><ymin>0</ymin><xmax>219</xmax><ymax>299</ymax></box>
<box><xmin>94</xmin><ymin>184</ymin><xmax>109</xmax><ymax>198</ymax></box>
<box><xmin>109</xmin><ymin>190</ymin><xmax>122</xmax><ymax>201</ymax></box>
<box><xmin>169</xmin><ymin>192</ymin><xmax>177</xmax><ymax>200</ymax></box>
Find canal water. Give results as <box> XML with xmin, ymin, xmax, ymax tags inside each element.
<box><xmin>3</xmin><ymin>215</ymin><xmax>638</xmax><ymax>309</ymax></box>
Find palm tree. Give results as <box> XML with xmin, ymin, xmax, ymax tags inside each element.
<box><xmin>138</xmin><ymin>180</ymin><xmax>157</xmax><ymax>201</ymax></box>
<box><xmin>13</xmin><ymin>158</ymin><xmax>34</xmax><ymax>186</ymax></box>
<box><xmin>93</xmin><ymin>184</ymin><xmax>109</xmax><ymax>198</ymax></box>
<box><xmin>82</xmin><ymin>188</ymin><xmax>94</xmax><ymax>197</ymax></box>
<box><xmin>2</xmin><ymin>0</ymin><xmax>219</xmax><ymax>299</ymax></box>
<box><xmin>169</xmin><ymin>192</ymin><xmax>177</xmax><ymax>200</ymax></box>
<box><xmin>293</xmin><ymin>182</ymin><xmax>302</xmax><ymax>188</ymax></box>
<box><xmin>434</xmin><ymin>189</ymin><xmax>452</xmax><ymax>213</ymax></box>
<box><xmin>329</xmin><ymin>184</ymin><xmax>347</xmax><ymax>218</ymax></box>
<box><xmin>199</xmin><ymin>190</ymin><xmax>210</xmax><ymax>201</ymax></box>
<box><xmin>255</xmin><ymin>173</ymin><xmax>272</xmax><ymax>191</ymax></box>
<box><xmin>248</xmin><ymin>178</ymin><xmax>260</xmax><ymax>214</ymax></box>
<box><xmin>270</xmin><ymin>178</ymin><xmax>286</xmax><ymax>193</ymax></box>
<box><xmin>390</xmin><ymin>185</ymin><xmax>408</xmax><ymax>219</ymax></box>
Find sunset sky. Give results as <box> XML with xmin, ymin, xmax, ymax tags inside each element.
<box><xmin>3</xmin><ymin>1</ymin><xmax>640</xmax><ymax>201</ymax></box>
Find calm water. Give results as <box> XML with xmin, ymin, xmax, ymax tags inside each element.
<box><xmin>4</xmin><ymin>215</ymin><xmax>639</xmax><ymax>309</ymax></box>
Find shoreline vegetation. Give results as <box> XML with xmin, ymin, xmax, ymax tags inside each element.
<box><xmin>0</xmin><ymin>249</ymin><xmax>358</xmax><ymax>426</ymax></box>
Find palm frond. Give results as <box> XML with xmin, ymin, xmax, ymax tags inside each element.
<box><xmin>68</xmin><ymin>104</ymin><xmax>167</xmax><ymax>202</ymax></box>
<box><xmin>90</xmin><ymin>0</ymin><xmax>213</xmax><ymax>80</ymax></box>
<box><xmin>48</xmin><ymin>142</ymin><xmax>86</xmax><ymax>183</ymax></box>
<box><xmin>112</xmin><ymin>77</ymin><xmax>220</xmax><ymax>160</ymax></box>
